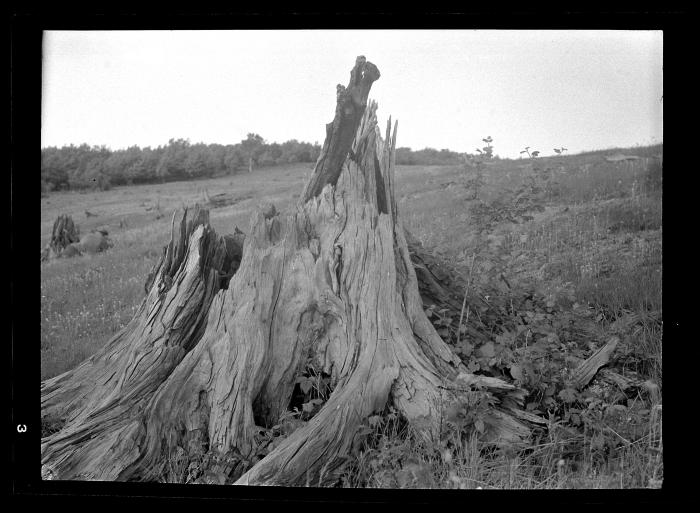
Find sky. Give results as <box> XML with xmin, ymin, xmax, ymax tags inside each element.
<box><xmin>41</xmin><ymin>30</ymin><xmax>663</xmax><ymax>159</ymax></box>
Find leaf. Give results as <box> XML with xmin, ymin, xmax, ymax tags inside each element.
<box><xmin>479</xmin><ymin>342</ymin><xmax>495</xmax><ymax>358</ymax></box>
<box><xmin>299</xmin><ymin>378</ymin><xmax>312</xmax><ymax>395</ymax></box>
<box><xmin>495</xmin><ymin>333</ymin><xmax>513</xmax><ymax>347</ymax></box>
<box><xmin>458</xmin><ymin>340</ymin><xmax>474</xmax><ymax>356</ymax></box>
<box><xmin>302</xmin><ymin>401</ymin><xmax>316</xmax><ymax>413</ymax></box>
<box><xmin>444</xmin><ymin>402</ymin><xmax>463</xmax><ymax>424</ymax></box>
<box><xmin>545</xmin><ymin>332</ymin><xmax>560</xmax><ymax>344</ymax></box>
<box><xmin>396</xmin><ymin>469</ymin><xmax>413</xmax><ymax>488</ymax></box>
<box><xmin>510</xmin><ymin>364</ymin><xmax>524</xmax><ymax>382</ymax></box>
<box><xmin>558</xmin><ymin>388</ymin><xmax>578</xmax><ymax>403</ymax></box>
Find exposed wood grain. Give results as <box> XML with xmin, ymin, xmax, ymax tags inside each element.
<box><xmin>569</xmin><ymin>336</ymin><xmax>619</xmax><ymax>389</ymax></box>
<box><xmin>41</xmin><ymin>205</ymin><xmax>243</xmax><ymax>480</ymax></box>
<box><xmin>41</xmin><ymin>214</ymin><xmax>81</xmax><ymax>261</ymax></box>
<box><xmin>41</xmin><ymin>57</ymin><xmax>539</xmax><ymax>486</ymax></box>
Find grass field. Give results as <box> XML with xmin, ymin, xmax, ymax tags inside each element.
<box><xmin>40</xmin><ymin>146</ymin><xmax>662</xmax><ymax>488</ymax></box>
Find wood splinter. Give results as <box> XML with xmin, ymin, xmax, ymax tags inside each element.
<box><xmin>41</xmin><ymin>56</ymin><xmax>540</xmax><ymax>487</ymax></box>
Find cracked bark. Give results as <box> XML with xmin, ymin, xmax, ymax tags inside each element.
<box><xmin>41</xmin><ymin>57</ymin><xmax>537</xmax><ymax>486</ymax></box>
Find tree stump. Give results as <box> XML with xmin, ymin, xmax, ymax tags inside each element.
<box><xmin>41</xmin><ymin>56</ymin><xmax>538</xmax><ymax>486</ymax></box>
<box><xmin>41</xmin><ymin>214</ymin><xmax>81</xmax><ymax>261</ymax></box>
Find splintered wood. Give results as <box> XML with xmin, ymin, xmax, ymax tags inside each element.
<box><xmin>569</xmin><ymin>336</ymin><xmax>619</xmax><ymax>389</ymax></box>
<box><xmin>41</xmin><ymin>56</ymin><xmax>542</xmax><ymax>486</ymax></box>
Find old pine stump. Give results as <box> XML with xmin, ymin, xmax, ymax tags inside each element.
<box><xmin>41</xmin><ymin>56</ymin><xmax>537</xmax><ymax>486</ymax></box>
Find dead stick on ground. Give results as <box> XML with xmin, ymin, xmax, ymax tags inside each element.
<box><xmin>456</xmin><ymin>253</ymin><xmax>477</xmax><ymax>348</ymax></box>
<box><xmin>569</xmin><ymin>336</ymin><xmax>620</xmax><ymax>389</ymax></box>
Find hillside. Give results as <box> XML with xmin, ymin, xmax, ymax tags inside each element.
<box><xmin>40</xmin><ymin>144</ymin><xmax>662</xmax><ymax>488</ymax></box>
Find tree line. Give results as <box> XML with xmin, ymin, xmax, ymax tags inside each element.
<box><xmin>395</xmin><ymin>147</ymin><xmax>468</xmax><ymax>166</ymax></box>
<box><xmin>41</xmin><ymin>134</ymin><xmax>322</xmax><ymax>192</ymax></box>
<box><xmin>41</xmin><ymin>134</ymin><xmax>472</xmax><ymax>193</ymax></box>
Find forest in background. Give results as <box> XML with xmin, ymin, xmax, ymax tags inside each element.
<box><xmin>40</xmin><ymin>134</ymin><xmax>467</xmax><ymax>193</ymax></box>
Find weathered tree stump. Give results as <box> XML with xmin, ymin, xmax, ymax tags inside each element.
<box><xmin>41</xmin><ymin>214</ymin><xmax>81</xmax><ymax>261</ymax></box>
<box><xmin>41</xmin><ymin>56</ymin><xmax>538</xmax><ymax>486</ymax></box>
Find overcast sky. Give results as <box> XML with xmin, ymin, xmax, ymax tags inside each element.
<box><xmin>41</xmin><ymin>30</ymin><xmax>663</xmax><ymax>159</ymax></box>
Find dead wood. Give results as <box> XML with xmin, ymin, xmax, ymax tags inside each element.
<box><xmin>41</xmin><ymin>57</ymin><xmax>538</xmax><ymax>486</ymax></box>
<box><xmin>597</xmin><ymin>369</ymin><xmax>661</xmax><ymax>403</ymax></box>
<box><xmin>569</xmin><ymin>336</ymin><xmax>619</xmax><ymax>389</ymax></box>
<box><xmin>41</xmin><ymin>214</ymin><xmax>81</xmax><ymax>261</ymax></box>
<box><xmin>42</xmin><ymin>205</ymin><xmax>243</xmax><ymax>479</ymax></box>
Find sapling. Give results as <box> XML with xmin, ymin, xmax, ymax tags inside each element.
<box><xmin>463</xmin><ymin>136</ymin><xmax>494</xmax><ymax>200</ymax></box>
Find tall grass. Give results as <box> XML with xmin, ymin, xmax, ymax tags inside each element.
<box><xmin>340</xmin><ymin>404</ymin><xmax>663</xmax><ymax>489</ymax></box>
<box><xmin>40</xmin><ymin>243</ymin><xmax>159</xmax><ymax>379</ymax></box>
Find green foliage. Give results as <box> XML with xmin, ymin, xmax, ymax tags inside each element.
<box><xmin>519</xmin><ymin>146</ymin><xmax>540</xmax><ymax>159</ymax></box>
<box><xmin>462</xmin><ymin>136</ymin><xmax>495</xmax><ymax>200</ymax></box>
<box><xmin>41</xmin><ymin>137</ymin><xmax>323</xmax><ymax>192</ymax></box>
<box><xmin>293</xmin><ymin>367</ymin><xmax>333</xmax><ymax>420</ymax></box>
<box><xmin>396</xmin><ymin>147</ymin><xmax>464</xmax><ymax>166</ymax></box>
<box><xmin>240</xmin><ymin>133</ymin><xmax>266</xmax><ymax>172</ymax></box>
<box><xmin>400</xmin><ymin>145</ymin><xmax>662</xmax><ymax>488</ymax></box>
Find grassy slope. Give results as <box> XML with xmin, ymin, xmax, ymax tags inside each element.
<box><xmin>40</xmin><ymin>147</ymin><xmax>662</xmax><ymax>488</ymax></box>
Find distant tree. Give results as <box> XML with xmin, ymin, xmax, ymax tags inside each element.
<box><xmin>41</xmin><ymin>134</ymin><xmax>358</xmax><ymax>191</ymax></box>
<box><xmin>140</xmin><ymin>147</ymin><xmax>163</xmax><ymax>182</ymax></box>
<box><xmin>41</xmin><ymin>147</ymin><xmax>70</xmax><ymax>190</ymax></box>
<box><xmin>224</xmin><ymin>145</ymin><xmax>245</xmax><ymax>174</ymax></box>
<box><xmin>258</xmin><ymin>142</ymin><xmax>283</xmax><ymax>167</ymax></box>
<box><xmin>84</xmin><ymin>158</ymin><xmax>111</xmax><ymax>191</ymax></box>
<box><xmin>156</xmin><ymin>138</ymin><xmax>190</xmax><ymax>182</ymax></box>
<box><xmin>395</xmin><ymin>147</ymin><xmax>415</xmax><ymax>165</ymax></box>
<box><xmin>393</xmin><ymin>146</ymin><xmax>462</xmax><ymax>166</ymax></box>
<box><xmin>240</xmin><ymin>133</ymin><xmax>265</xmax><ymax>173</ymax></box>
<box><xmin>206</xmin><ymin>144</ymin><xmax>226</xmax><ymax>174</ymax></box>
<box><xmin>279</xmin><ymin>139</ymin><xmax>301</xmax><ymax>164</ymax></box>
<box><xmin>182</xmin><ymin>144</ymin><xmax>217</xmax><ymax>179</ymax></box>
